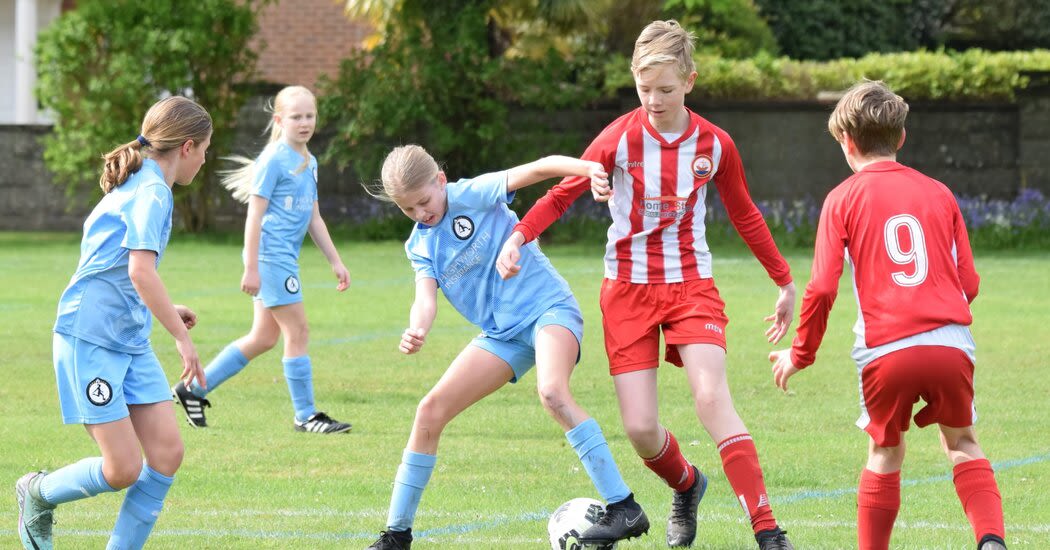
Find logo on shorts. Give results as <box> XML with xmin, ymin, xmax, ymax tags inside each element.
<box><xmin>86</xmin><ymin>378</ymin><xmax>112</xmax><ymax>406</ymax></box>
<box><xmin>452</xmin><ymin>216</ymin><xmax>474</xmax><ymax>240</ymax></box>
<box><xmin>284</xmin><ymin>275</ymin><xmax>301</xmax><ymax>294</ymax></box>
<box><xmin>705</xmin><ymin>323</ymin><xmax>724</xmax><ymax>335</ymax></box>
<box><xmin>692</xmin><ymin>155</ymin><xmax>713</xmax><ymax>179</ymax></box>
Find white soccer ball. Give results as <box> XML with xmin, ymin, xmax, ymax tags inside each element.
<box><xmin>547</xmin><ymin>497</ymin><xmax>617</xmax><ymax>550</ymax></box>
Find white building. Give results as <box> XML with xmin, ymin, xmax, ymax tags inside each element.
<box><xmin>1</xmin><ymin>0</ymin><xmax>63</xmax><ymax>124</ymax></box>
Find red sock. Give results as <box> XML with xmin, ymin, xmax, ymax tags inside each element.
<box><xmin>642</xmin><ymin>428</ymin><xmax>696</xmax><ymax>492</ymax></box>
<box><xmin>857</xmin><ymin>469</ymin><xmax>900</xmax><ymax>550</ymax></box>
<box><xmin>718</xmin><ymin>434</ymin><xmax>777</xmax><ymax>533</ymax></box>
<box><xmin>953</xmin><ymin>459</ymin><xmax>1005</xmax><ymax>542</ymax></box>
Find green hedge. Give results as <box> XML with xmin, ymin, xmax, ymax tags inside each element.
<box><xmin>605</xmin><ymin>49</ymin><xmax>1050</xmax><ymax>101</ymax></box>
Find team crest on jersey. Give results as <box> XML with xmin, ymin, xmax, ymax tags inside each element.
<box><xmin>86</xmin><ymin>377</ymin><xmax>112</xmax><ymax>406</ymax></box>
<box><xmin>692</xmin><ymin>155</ymin><xmax>713</xmax><ymax>179</ymax></box>
<box><xmin>452</xmin><ymin>216</ymin><xmax>474</xmax><ymax>240</ymax></box>
<box><xmin>285</xmin><ymin>275</ymin><xmax>301</xmax><ymax>294</ymax></box>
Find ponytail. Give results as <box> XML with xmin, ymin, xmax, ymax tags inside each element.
<box><xmin>100</xmin><ymin>140</ymin><xmax>146</xmax><ymax>193</ymax></box>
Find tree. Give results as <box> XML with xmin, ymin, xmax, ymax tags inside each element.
<box><xmin>35</xmin><ymin>0</ymin><xmax>265</xmax><ymax>231</ymax></box>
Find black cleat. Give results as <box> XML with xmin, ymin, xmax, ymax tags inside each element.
<box><xmin>756</xmin><ymin>526</ymin><xmax>794</xmax><ymax>550</ymax></box>
<box><xmin>366</xmin><ymin>528</ymin><xmax>412</xmax><ymax>549</ymax></box>
<box><xmin>667</xmin><ymin>466</ymin><xmax>708</xmax><ymax>547</ymax></box>
<box><xmin>294</xmin><ymin>411</ymin><xmax>352</xmax><ymax>434</ymax></box>
<box><xmin>978</xmin><ymin>534</ymin><xmax>1007</xmax><ymax>550</ymax></box>
<box><xmin>578</xmin><ymin>493</ymin><xmax>649</xmax><ymax>545</ymax></box>
<box><xmin>172</xmin><ymin>381</ymin><xmax>211</xmax><ymax>428</ymax></box>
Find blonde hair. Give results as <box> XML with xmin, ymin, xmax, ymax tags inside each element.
<box><xmin>631</xmin><ymin>20</ymin><xmax>696</xmax><ymax>79</ymax></box>
<box><xmin>828</xmin><ymin>80</ymin><xmax>909</xmax><ymax>157</ymax></box>
<box><xmin>99</xmin><ymin>96</ymin><xmax>212</xmax><ymax>193</ymax></box>
<box><xmin>364</xmin><ymin>145</ymin><xmax>440</xmax><ymax>202</ymax></box>
<box><xmin>221</xmin><ymin>85</ymin><xmax>316</xmax><ymax>203</ymax></box>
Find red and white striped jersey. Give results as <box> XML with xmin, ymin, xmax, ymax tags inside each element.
<box><xmin>790</xmin><ymin>161</ymin><xmax>980</xmax><ymax>369</ymax></box>
<box><xmin>515</xmin><ymin>108</ymin><xmax>791</xmax><ymax>286</ymax></box>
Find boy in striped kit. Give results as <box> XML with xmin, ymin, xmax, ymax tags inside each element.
<box><xmin>498</xmin><ymin>20</ymin><xmax>795</xmax><ymax>550</ymax></box>
<box><xmin>768</xmin><ymin>81</ymin><xmax>1006</xmax><ymax>550</ymax></box>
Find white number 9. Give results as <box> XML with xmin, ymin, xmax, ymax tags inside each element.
<box><xmin>884</xmin><ymin>214</ymin><xmax>928</xmax><ymax>287</ymax></box>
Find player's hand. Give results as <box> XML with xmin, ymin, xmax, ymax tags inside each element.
<box><xmin>399</xmin><ymin>327</ymin><xmax>427</xmax><ymax>354</ymax></box>
<box><xmin>332</xmin><ymin>262</ymin><xmax>351</xmax><ymax>292</ymax></box>
<box><xmin>768</xmin><ymin>349</ymin><xmax>799</xmax><ymax>392</ymax></box>
<box><xmin>241</xmin><ymin>267</ymin><xmax>261</xmax><ymax>296</ymax></box>
<box><xmin>176</xmin><ymin>335</ymin><xmax>205</xmax><ymax>390</ymax></box>
<box><xmin>764</xmin><ymin>281</ymin><xmax>796</xmax><ymax>344</ymax></box>
<box><xmin>496</xmin><ymin>231</ymin><xmax>526</xmax><ymax>280</ymax></box>
<box><xmin>589</xmin><ymin>162</ymin><xmax>612</xmax><ymax>202</ymax></box>
<box><xmin>174</xmin><ymin>304</ymin><xmax>197</xmax><ymax>330</ymax></box>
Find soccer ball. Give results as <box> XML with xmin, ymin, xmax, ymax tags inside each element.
<box><xmin>547</xmin><ymin>498</ymin><xmax>617</xmax><ymax>550</ymax></box>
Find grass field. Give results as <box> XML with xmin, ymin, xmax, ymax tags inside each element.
<box><xmin>0</xmin><ymin>232</ymin><xmax>1047</xmax><ymax>549</ymax></box>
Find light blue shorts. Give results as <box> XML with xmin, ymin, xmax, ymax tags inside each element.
<box><xmin>53</xmin><ymin>333</ymin><xmax>171</xmax><ymax>425</ymax></box>
<box><xmin>255</xmin><ymin>261</ymin><xmax>303</xmax><ymax>308</ymax></box>
<box><xmin>470</xmin><ymin>299</ymin><xmax>584</xmax><ymax>383</ymax></box>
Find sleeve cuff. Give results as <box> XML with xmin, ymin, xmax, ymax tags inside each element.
<box><xmin>790</xmin><ymin>349</ymin><xmax>812</xmax><ymax>370</ymax></box>
<box><xmin>513</xmin><ymin>223</ymin><xmax>537</xmax><ymax>244</ymax></box>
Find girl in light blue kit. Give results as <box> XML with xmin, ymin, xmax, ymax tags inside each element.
<box><xmin>362</xmin><ymin>145</ymin><xmax>649</xmax><ymax>550</ymax></box>
<box><xmin>172</xmin><ymin>85</ymin><xmax>352</xmax><ymax>434</ymax></box>
<box><xmin>16</xmin><ymin>97</ymin><xmax>212</xmax><ymax>550</ymax></box>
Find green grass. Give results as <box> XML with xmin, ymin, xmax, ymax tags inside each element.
<box><xmin>1</xmin><ymin>232</ymin><xmax>1047</xmax><ymax>549</ymax></box>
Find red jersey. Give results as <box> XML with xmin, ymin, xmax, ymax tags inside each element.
<box><xmin>515</xmin><ymin>108</ymin><xmax>791</xmax><ymax>286</ymax></box>
<box><xmin>790</xmin><ymin>161</ymin><xmax>979</xmax><ymax>369</ymax></box>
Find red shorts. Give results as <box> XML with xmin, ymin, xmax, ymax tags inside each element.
<box><xmin>599</xmin><ymin>278</ymin><xmax>729</xmax><ymax>376</ymax></box>
<box><xmin>858</xmin><ymin>345</ymin><xmax>976</xmax><ymax>447</ymax></box>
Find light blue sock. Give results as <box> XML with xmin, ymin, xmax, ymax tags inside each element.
<box><xmin>283</xmin><ymin>355</ymin><xmax>316</xmax><ymax>422</ymax></box>
<box><xmin>190</xmin><ymin>343</ymin><xmax>249</xmax><ymax>397</ymax></box>
<box><xmin>38</xmin><ymin>457</ymin><xmax>116</xmax><ymax>505</ymax></box>
<box><xmin>106</xmin><ymin>464</ymin><xmax>174</xmax><ymax>550</ymax></box>
<box><xmin>386</xmin><ymin>450</ymin><xmax>437</xmax><ymax>531</ymax></box>
<box><xmin>567</xmin><ymin>418</ymin><xmax>631</xmax><ymax>504</ymax></box>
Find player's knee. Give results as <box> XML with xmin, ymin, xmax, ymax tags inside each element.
<box><xmin>284</xmin><ymin>323</ymin><xmax>309</xmax><ymax>346</ymax></box>
<box><xmin>622</xmin><ymin>420</ymin><xmax>660</xmax><ymax>447</ymax></box>
<box><xmin>537</xmin><ymin>381</ymin><xmax>572</xmax><ymax>413</ymax></box>
<box><xmin>159</xmin><ymin>439</ymin><xmax>186</xmax><ymax>472</ymax></box>
<box><xmin>415</xmin><ymin>393</ymin><xmax>452</xmax><ymax>428</ymax></box>
<box><xmin>104</xmin><ymin>459</ymin><xmax>143</xmax><ymax>490</ymax></box>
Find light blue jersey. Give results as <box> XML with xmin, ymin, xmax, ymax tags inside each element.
<box><xmin>405</xmin><ymin>171</ymin><xmax>574</xmax><ymax>340</ymax></box>
<box><xmin>250</xmin><ymin>141</ymin><xmax>318</xmax><ymax>268</ymax></box>
<box><xmin>54</xmin><ymin>159</ymin><xmax>173</xmax><ymax>354</ymax></box>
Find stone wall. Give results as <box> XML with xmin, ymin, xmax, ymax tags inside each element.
<box><xmin>2</xmin><ymin>93</ymin><xmax>1043</xmax><ymax>232</ymax></box>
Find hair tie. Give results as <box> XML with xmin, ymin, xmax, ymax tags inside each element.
<box><xmin>136</xmin><ymin>135</ymin><xmax>151</xmax><ymax>147</ymax></box>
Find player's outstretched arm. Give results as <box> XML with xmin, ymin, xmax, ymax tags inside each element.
<box><xmin>129</xmin><ymin>250</ymin><xmax>204</xmax><ymax>389</ymax></box>
<box><xmin>401</xmin><ymin>277</ymin><xmax>438</xmax><ymax>355</ymax></box>
<box><xmin>506</xmin><ymin>156</ymin><xmax>607</xmax><ymax>193</ymax></box>
<box><xmin>307</xmin><ymin>201</ymin><xmax>350</xmax><ymax>291</ymax></box>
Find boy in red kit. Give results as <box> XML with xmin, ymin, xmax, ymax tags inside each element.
<box><xmin>498</xmin><ymin>20</ymin><xmax>796</xmax><ymax>550</ymax></box>
<box><xmin>768</xmin><ymin>80</ymin><xmax>1006</xmax><ymax>550</ymax></box>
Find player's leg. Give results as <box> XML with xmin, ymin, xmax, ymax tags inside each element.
<box><xmin>369</xmin><ymin>345</ymin><xmax>512</xmax><ymax>550</ymax></box>
<box><xmin>531</xmin><ymin>310</ymin><xmax>647</xmax><ymax>544</ymax></box>
<box><xmin>270</xmin><ymin>300</ymin><xmax>350</xmax><ymax>433</ymax></box>
<box><xmin>858</xmin><ymin>439</ymin><xmax>906</xmax><ymax>550</ymax></box>
<box><xmin>176</xmin><ymin>300</ymin><xmax>280</xmax><ymax>427</ymax></box>
<box><xmin>910</xmin><ymin>344</ymin><xmax>1004</xmax><ymax>548</ymax></box>
<box><xmin>942</xmin><ymin>425</ymin><xmax>1005</xmax><ymax>548</ymax></box>
<box><xmin>18</xmin><ymin>335</ymin><xmax>135</xmax><ymax>549</ymax></box>
<box><xmin>107</xmin><ymin>400</ymin><xmax>184</xmax><ymax>550</ymax></box>
<box><xmin>679</xmin><ymin>343</ymin><xmax>789</xmax><ymax>548</ymax></box>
